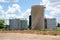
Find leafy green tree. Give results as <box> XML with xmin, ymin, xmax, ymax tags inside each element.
<box><xmin>0</xmin><ymin>19</ymin><xmax>4</xmax><ymax>29</ymax></box>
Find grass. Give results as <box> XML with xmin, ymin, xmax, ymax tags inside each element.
<box><xmin>0</xmin><ymin>27</ymin><xmax>60</xmax><ymax>36</ymax></box>
<box><xmin>0</xmin><ymin>30</ymin><xmax>58</xmax><ymax>36</ymax></box>
<box><xmin>57</xmin><ymin>27</ymin><xmax>60</xmax><ymax>31</ymax></box>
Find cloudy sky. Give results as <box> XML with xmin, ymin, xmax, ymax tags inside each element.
<box><xmin>0</xmin><ymin>0</ymin><xmax>60</xmax><ymax>24</ymax></box>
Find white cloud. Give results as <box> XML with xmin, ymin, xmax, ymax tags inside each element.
<box><xmin>6</xmin><ymin>4</ymin><xmax>21</xmax><ymax>14</ymax></box>
<box><xmin>40</xmin><ymin>0</ymin><xmax>60</xmax><ymax>23</ymax></box>
<box><xmin>0</xmin><ymin>3</ymin><xmax>31</xmax><ymax>25</ymax></box>
<box><xmin>5</xmin><ymin>4</ymin><xmax>22</xmax><ymax>19</ymax></box>
<box><xmin>0</xmin><ymin>6</ymin><xmax>4</xmax><ymax>14</ymax></box>
<box><xmin>0</xmin><ymin>6</ymin><xmax>5</xmax><ymax>19</ymax></box>
<box><xmin>0</xmin><ymin>6</ymin><xmax>3</xmax><ymax>9</ymax></box>
<box><xmin>5</xmin><ymin>14</ymin><xmax>16</xmax><ymax>19</ymax></box>
<box><xmin>0</xmin><ymin>4</ymin><xmax>31</xmax><ymax>20</ymax></box>
<box><xmin>22</xmin><ymin>9</ymin><xmax>31</xmax><ymax>18</ymax></box>
<box><xmin>0</xmin><ymin>0</ymin><xmax>19</xmax><ymax>2</ymax></box>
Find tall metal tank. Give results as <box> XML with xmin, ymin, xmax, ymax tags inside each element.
<box><xmin>31</xmin><ymin>5</ymin><xmax>45</xmax><ymax>30</ymax></box>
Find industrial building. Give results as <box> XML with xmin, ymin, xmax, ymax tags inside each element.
<box><xmin>29</xmin><ymin>15</ymin><xmax>56</xmax><ymax>30</ymax></box>
<box><xmin>9</xmin><ymin>19</ymin><xmax>27</xmax><ymax>30</ymax></box>
<box><xmin>9</xmin><ymin>5</ymin><xmax>57</xmax><ymax>30</ymax></box>
<box><xmin>45</xmin><ymin>18</ymin><xmax>56</xmax><ymax>30</ymax></box>
<box><xmin>31</xmin><ymin>5</ymin><xmax>45</xmax><ymax>30</ymax></box>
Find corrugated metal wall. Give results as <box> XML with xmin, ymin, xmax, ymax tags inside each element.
<box><xmin>47</xmin><ymin>19</ymin><xmax>56</xmax><ymax>30</ymax></box>
<box><xmin>9</xmin><ymin>19</ymin><xmax>27</xmax><ymax>30</ymax></box>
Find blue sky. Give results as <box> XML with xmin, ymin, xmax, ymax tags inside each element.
<box><xmin>0</xmin><ymin>0</ymin><xmax>42</xmax><ymax>25</ymax></box>
<box><xmin>0</xmin><ymin>0</ymin><xmax>60</xmax><ymax>24</ymax></box>
<box><xmin>0</xmin><ymin>0</ymin><xmax>41</xmax><ymax>12</ymax></box>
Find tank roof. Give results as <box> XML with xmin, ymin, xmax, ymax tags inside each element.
<box><xmin>32</xmin><ymin>5</ymin><xmax>46</xmax><ymax>8</ymax></box>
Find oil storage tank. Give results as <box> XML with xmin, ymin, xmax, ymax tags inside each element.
<box><xmin>31</xmin><ymin>5</ymin><xmax>45</xmax><ymax>30</ymax></box>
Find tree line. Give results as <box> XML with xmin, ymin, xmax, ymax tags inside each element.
<box><xmin>0</xmin><ymin>19</ymin><xmax>9</xmax><ymax>30</ymax></box>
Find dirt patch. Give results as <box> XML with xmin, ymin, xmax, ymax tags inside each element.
<box><xmin>0</xmin><ymin>33</ymin><xmax>60</xmax><ymax>40</ymax></box>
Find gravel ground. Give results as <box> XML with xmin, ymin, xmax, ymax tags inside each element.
<box><xmin>0</xmin><ymin>33</ymin><xmax>60</xmax><ymax>40</ymax></box>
